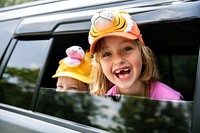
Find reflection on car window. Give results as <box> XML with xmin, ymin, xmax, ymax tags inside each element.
<box><xmin>0</xmin><ymin>40</ymin><xmax>50</xmax><ymax>109</ymax></box>
<box><xmin>36</xmin><ymin>89</ymin><xmax>192</xmax><ymax>132</ymax></box>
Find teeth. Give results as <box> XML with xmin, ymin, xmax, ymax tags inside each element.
<box><xmin>119</xmin><ymin>74</ymin><xmax>129</xmax><ymax>79</ymax></box>
<box><xmin>115</xmin><ymin>69</ymin><xmax>129</xmax><ymax>74</ymax></box>
<box><xmin>115</xmin><ymin>70</ymin><xmax>120</xmax><ymax>73</ymax></box>
<box><xmin>124</xmin><ymin>69</ymin><xmax>129</xmax><ymax>71</ymax></box>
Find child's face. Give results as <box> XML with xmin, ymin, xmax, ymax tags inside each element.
<box><xmin>99</xmin><ymin>36</ymin><xmax>143</xmax><ymax>93</ymax></box>
<box><xmin>56</xmin><ymin>76</ymin><xmax>88</xmax><ymax>92</ymax></box>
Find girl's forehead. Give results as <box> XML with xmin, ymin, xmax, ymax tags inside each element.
<box><xmin>101</xmin><ymin>39</ymin><xmax>137</xmax><ymax>48</ymax></box>
<box><xmin>101</xmin><ymin>44</ymin><xmax>109</xmax><ymax>49</ymax></box>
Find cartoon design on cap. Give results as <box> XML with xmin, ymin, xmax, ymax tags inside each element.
<box><xmin>64</xmin><ymin>46</ymin><xmax>85</xmax><ymax>67</ymax></box>
<box><xmin>89</xmin><ymin>10</ymin><xmax>133</xmax><ymax>45</ymax></box>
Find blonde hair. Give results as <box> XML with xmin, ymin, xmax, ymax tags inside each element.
<box><xmin>89</xmin><ymin>39</ymin><xmax>159</xmax><ymax>95</ymax></box>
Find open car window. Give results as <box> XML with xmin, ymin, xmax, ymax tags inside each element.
<box><xmin>41</xmin><ymin>29</ymin><xmax>198</xmax><ymax>101</ymax></box>
<box><xmin>36</xmin><ymin>29</ymin><xmax>198</xmax><ymax>132</ymax></box>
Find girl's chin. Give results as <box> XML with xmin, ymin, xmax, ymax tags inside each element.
<box><xmin>116</xmin><ymin>84</ymin><xmax>132</xmax><ymax>90</ymax></box>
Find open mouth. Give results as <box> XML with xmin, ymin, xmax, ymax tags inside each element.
<box><xmin>114</xmin><ymin>68</ymin><xmax>131</xmax><ymax>79</ymax></box>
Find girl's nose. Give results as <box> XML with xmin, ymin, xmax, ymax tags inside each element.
<box><xmin>113</xmin><ymin>54</ymin><xmax>125</xmax><ymax>66</ymax></box>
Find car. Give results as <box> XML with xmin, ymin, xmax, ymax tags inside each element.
<box><xmin>0</xmin><ymin>0</ymin><xmax>200</xmax><ymax>132</ymax></box>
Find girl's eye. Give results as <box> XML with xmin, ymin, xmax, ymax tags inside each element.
<box><xmin>102</xmin><ymin>52</ymin><xmax>111</xmax><ymax>57</ymax></box>
<box><xmin>56</xmin><ymin>85</ymin><xmax>64</xmax><ymax>91</ymax></box>
<box><xmin>67</xmin><ymin>87</ymin><xmax>78</xmax><ymax>90</ymax></box>
<box><xmin>57</xmin><ymin>83</ymin><xmax>64</xmax><ymax>88</ymax></box>
<box><xmin>123</xmin><ymin>46</ymin><xmax>133</xmax><ymax>52</ymax></box>
<box><xmin>57</xmin><ymin>85</ymin><xmax>63</xmax><ymax>89</ymax></box>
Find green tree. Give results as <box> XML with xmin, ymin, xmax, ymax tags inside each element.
<box><xmin>0</xmin><ymin>0</ymin><xmax>39</xmax><ymax>8</ymax></box>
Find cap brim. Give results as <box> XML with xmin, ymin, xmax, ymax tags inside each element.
<box><xmin>52</xmin><ymin>71</ymin><xmax>90</xmax><ymax>84</ymax></box>
<box><xmin>90</xmin><ymin>32</ymin><xmax>138</xmax><ymax>54</ymax></box>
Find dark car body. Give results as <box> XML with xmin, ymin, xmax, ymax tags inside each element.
<box><xmin>0</xmin><ymin>0</ymin><xmax>200</xmax><ymax>133</ymax></box>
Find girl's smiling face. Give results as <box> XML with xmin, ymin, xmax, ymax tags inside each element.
<box><xmin>99</xmin><ymin>36</ymin><xmax>144</xmax><ymax>94</ymax></box>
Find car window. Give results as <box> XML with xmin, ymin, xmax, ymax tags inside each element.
<box><xmin>36</xmin><ymin>32</ymin><xmax>196</xmax><ymax>132</ymax></box>
<box><xmin>40</xmin><ymin>32</ymin><xmax>198</xmax><ymax>100</ymax></box>
<box><xmin>36</xmin><ymin>89</ymin><xmax>192</xmax><ymax>132</ymax></box>
<box><xmin>0</xmin><ymin>40</ymin><xmax>50</xmax><ymax>109</ymax></box>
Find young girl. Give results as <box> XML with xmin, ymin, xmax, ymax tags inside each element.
<box><xmin>52</xmin><ymin>46</ymin><xmax>91</xmax><ymax>92</ymax></box>
<box><xmin>88</xmin><ymin>10</ymin><xmax>183</xmax><ymax>100</ymax></box>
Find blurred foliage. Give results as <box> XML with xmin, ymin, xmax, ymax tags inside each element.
<box><xmin>0</xmin><ymin>0</ymin><xmax>39</xmax><ymax>8</ymax></box>
<box><xmin>0</xmin><ymin>67</ymin><xmax>39</xmax><ymax>109</ymax></box>
<box><xmin>3</xmin><ymin>67</ymin><xmax>39</xmax><ymax>84</ymax></box>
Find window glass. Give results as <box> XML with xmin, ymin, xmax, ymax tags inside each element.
<box><xmin>0</xmin><ymin>40</ymin><xmax>50</xmax><ymax>109</ymax></box>
<box><xmin>36</xmin><ymin>89</ymin><xmax>192</xmax><ymax>132</ymax></box>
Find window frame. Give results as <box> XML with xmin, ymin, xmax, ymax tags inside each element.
<box><xmin>191</xmin><ymin>48</ymin><xmax>200</xmax><ymax>133</ymax></box>
<box><xmin>30</xmin><ymin>38</ymin><xmax>54</xmax><ymax>111</ymax></box>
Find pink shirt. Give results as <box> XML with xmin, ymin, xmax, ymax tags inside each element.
<box><xmin>106</xmin><ymin>81</ymin><xmax>183</xmax><ymax>100</ymax></box>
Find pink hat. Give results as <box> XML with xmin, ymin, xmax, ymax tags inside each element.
<box><xmin>88</xmin><ymin>10</ymin><xmax>145</xmax><ymax>54</ymax></box>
